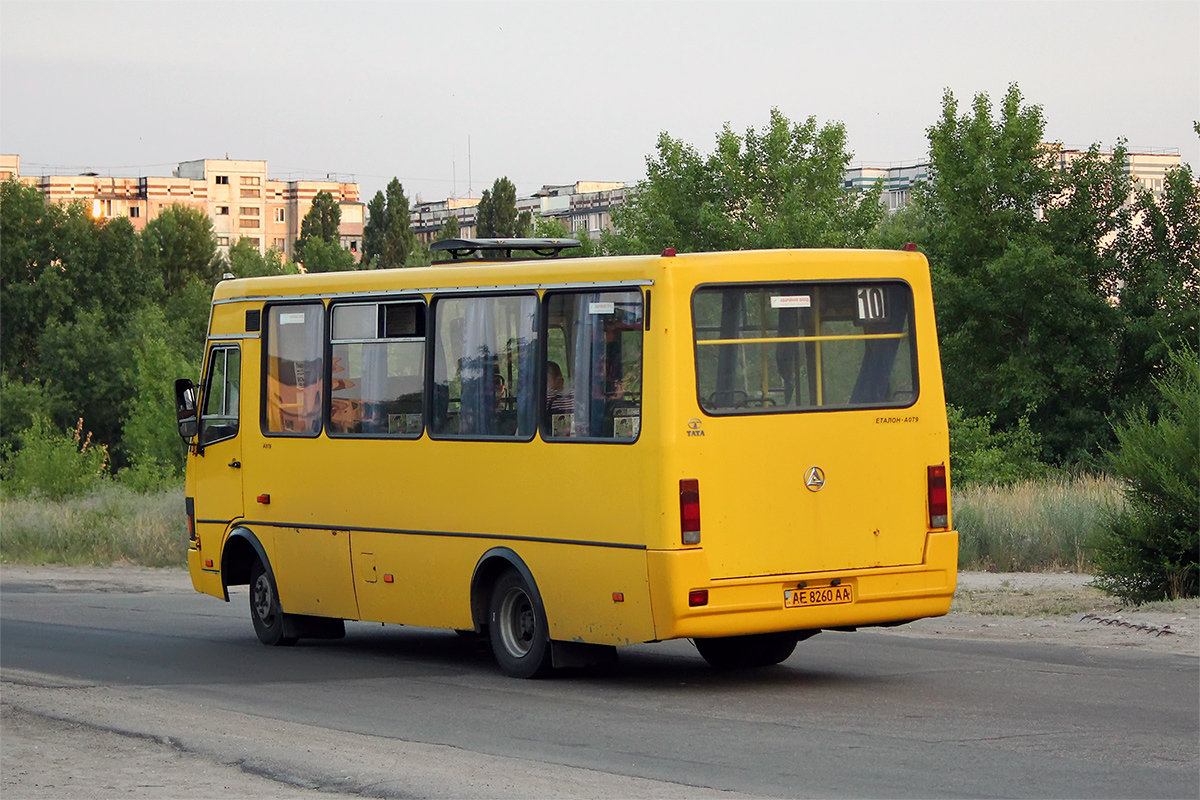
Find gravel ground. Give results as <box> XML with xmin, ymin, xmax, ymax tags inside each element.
<box><xmin>2</xmin><ymin>564</ymin><xmax>1196</xmax><ymax>798</ymax></box>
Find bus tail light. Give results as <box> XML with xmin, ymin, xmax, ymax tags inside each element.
<box><xmin>680</xmin><ymin>479</ymin><xmax>701</xmax><ymax>545</ymax></box>
<box><xmin>928</xmin><ymin>465</ymin><xmax>948</xmax><ymax>528</ymax></box>
<box><xmin>689</xmin><ymin>589</ymin><xmax>709</xmax><ymax>607</ymax></box>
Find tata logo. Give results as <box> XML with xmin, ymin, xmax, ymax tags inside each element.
<box><xmin>687</xmin><ymin>418</ymin><xmax>705</xmax><ymax>437</ymax></box>
<box><xmin>804</xmin><ymin>466</ymin><xmax>826</xmax><ymax>492</ymax></box>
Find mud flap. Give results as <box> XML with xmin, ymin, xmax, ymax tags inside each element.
<box><xmin>282</xmin><ymin>614</ymin><xmax>346</xmax><ymax>640</ymax></box>
<box><xmin>550</xmin><ymin>640</ymin><xmax>617</xmax><ymax>669</ymax></box>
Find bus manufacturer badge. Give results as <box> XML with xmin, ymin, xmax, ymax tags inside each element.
<box><xmin>804</xmin><ymin>466</ymin><xmax>826</xmax><ymax>492</ymax></box>
<box><xmin>687</xmin><ymin>418</ymin><xmax>705</xmax><ymax>437</ymax></box>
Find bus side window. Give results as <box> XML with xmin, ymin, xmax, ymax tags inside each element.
<box><xmin>200</xmin><ymin>345</ymin><xmax>240</xmax><ymax>446</ymax></box>
<box><xmin>329</xmin><ymin>301</ymin><xmax>426</xmax><ymax>437</ymax></box>
<box><xmin>264</xmin><ymin>304</ymin><xmax>324</xmax><ymax>436</ymax></box>
<box><xmin>430</xmin><ymin>294</ymin><xmax>538</xmax><ymax>440</ymax></box>
<box><xmin>542</xmin><ymin>290</ymin><xmax>643</xmax><ymax>442</ymax></box>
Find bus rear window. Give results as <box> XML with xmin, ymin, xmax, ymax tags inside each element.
<box><xmin>692</xmin><ymin>282</ymin><xmax>916</xmax><ymax>414</ymax></box>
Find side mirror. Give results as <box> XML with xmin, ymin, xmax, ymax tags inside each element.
<box><xmin>175</xmin><ymin>378</ymin><xmax>199</xmax><ymax>440</ymax></box>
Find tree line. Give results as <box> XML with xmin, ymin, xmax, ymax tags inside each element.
<box><xmin>1</xmin><ymin>83</ymin><xmax>1195</xmax><ymax>597</ymax></box>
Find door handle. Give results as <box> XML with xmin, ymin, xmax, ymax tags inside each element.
<box><xmin>228</xmin><ymin>460</ymin><xmax>241</xmax><ymax>469</ymax></box>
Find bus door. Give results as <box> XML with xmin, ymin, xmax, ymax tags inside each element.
<box><xmin>192</xmin><ymin>342</ymin><xmax>245</xmax><ymax>597</ymax></box>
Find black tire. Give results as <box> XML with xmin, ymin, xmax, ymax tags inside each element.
<box><xmin>694</xmin><ymin>632</ymin><xmax>799</xmax><ymax>669</ymax></box>
<box><xmin>488</xmin><ymin>568</ymin><xmax>552</xmax><ymax>678</ymax></box>
<box><xmin>249</xmin><ymin>559</ymin><xmax>297</xmax><ymax>646</ymax></box>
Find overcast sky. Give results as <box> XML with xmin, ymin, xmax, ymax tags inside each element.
<box><xmin>2</xmin><ymin>1</ymin><xmax>1196</xmax><ymax>204</ymax></box>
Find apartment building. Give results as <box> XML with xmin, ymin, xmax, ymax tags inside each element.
<box><xmin>846</xmin><ymin>147</ymin><xmax>1183</xmax><ymax>212</ymax></box>
<box><xmin>3</xmin><ymin>156</ymin><xmax>363</xmax><ymax>262</ymax></box>
<box><xmin>411</xmin><ymin>181</ymin><xmax>627</xmax><ymax>244</ymax></box>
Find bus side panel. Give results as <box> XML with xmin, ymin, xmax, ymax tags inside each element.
<box><xmin>351</xmin><ymin>532</ymin><xmax>657</xmax><ymax>646</ymax></box>
<box><xmin>271</xmin><ymin>527</ymin><xmax>359</xmax><ymax>620</ymax></box>
<box><xmin>522</xmin><ymin>544</ymin><xmax>656</xmax><ymax>646</ymax></box>
<box><xmin>350</xmin><ymin>531</ymin><xmax>476</xmax><ymax>629</ymax></box>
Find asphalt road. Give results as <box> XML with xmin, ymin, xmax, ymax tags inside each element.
<box><xmin>2</xmin><ymin>572</ymin><xmax>1197</xmax><ymax>799</ymax></box>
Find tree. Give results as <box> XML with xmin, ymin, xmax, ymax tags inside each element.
<box><xmin>140</xmin><ymin>204</ymin><xmax>221</xmax><ymax>296</ymax></box>
<box><xmin>434</xmin><ymin>214</ymin><xmax>460</xmax><ymax>242</ymax></box>
<box><xmin>918</xmin><ymin>84</ymin><xmax>1129</xmax><ymax>463</ymax></box>
<box><xmin>362</xmin><ymin>179</ymin><xmax>417</xmax><ymax>268</ymax></box>
<box><xmin>476</xmin><ymin>177</ymin><xmax>531</xmax><ymax>238</ymax></box>
<box><xmin>295</xmin><ymin>190</ymin><xmax>341</xmax><ymax>264</ymax></box>
<box><xmin>610</xmin><ymin>108</ymin><xmax>883</xmax><ymax>254</ymax></box>
<box><xmin>362</xmin><ymin>190</ymin><xmax>387</xmax><ymax>266</ymax></box>
<box><xmin>381</xmin><ymin>179</ymin><xmax>416</xmax><ymax>267</ymax></box>
<box><xmin>1109</xmin><ymin>164</ymin><xmax>1200</xmax><ymax>417</ymax></box>
<box><xmin>298</xmin><ymin>236</ymin><xmax>356</xmax><ymax>273</ymax></box>
<box><xmin>532</xmin><ymin>217</ymin><xmax>597</xmax><ymax>258</ymax></box>
<box><xmin>228</xmin><ymin>238</ymin><xmax>296</xmax><ymax>278</ymax></box>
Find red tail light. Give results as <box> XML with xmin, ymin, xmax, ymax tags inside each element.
<box><xmin>928</xmin><ymin>465</ymin><xmax>948</xmax><ymax>528</ymax></box>
<box><xmin>680</xmin><ymin>479</ymin><xmax>701</xmax><ymax>545</ymax></box>
<box><xmin>689</xmin><ymin>589</ymin><xmax>709</xmax><ymax>607</ymax></box>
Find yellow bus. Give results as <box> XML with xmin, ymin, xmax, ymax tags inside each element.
<box><xmin>175</xmin><ymin>239</ymin><xmax>957</xmax><ymax>678</ymax></box>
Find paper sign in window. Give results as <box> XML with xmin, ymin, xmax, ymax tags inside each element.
<box><xmin>588</xmin><ymin>302</ymin><xmax>615</xmax><ymax>314</ymax></box>
<box><xmin>770</xmin><ymin>296</ymin><xmax>811</xmax><ymax>309</ymax></box>
<box><xmin>278</xmin><ymin>312</ymin><xmax>307</xmax><ymax>325</ymax></box>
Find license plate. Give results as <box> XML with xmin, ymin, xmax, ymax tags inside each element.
<box><xmin>784</xmin><ymin>585</ymin><xmax>853</xmax><ymax>608</ymax></box>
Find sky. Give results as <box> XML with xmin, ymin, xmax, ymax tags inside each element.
<box><xmin>2</xmin><ymin>1</ymin><xmax>1197</xmax><ymax>205</ymax></box>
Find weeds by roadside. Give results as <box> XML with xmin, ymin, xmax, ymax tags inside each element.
<box><xmin>954</xmin><ymin>474</ymin><xmax>1120</xmax><ymax>573</ymax></box>
<box><xmin>0</xmin><ymin>484</ymin><xmax>186</xmax><ymax>567</ymax></box>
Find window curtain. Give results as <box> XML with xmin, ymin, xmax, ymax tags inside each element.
<box><xmin>571</xmin><ymin>293</ymin><xmax>607</xmax><ymax>437</ymax></box>
<box><xmin>360</xmin><ymin>342</ymin><xmax>389</xmax><ymax>433</ymax></box>
<box><xmin>459</xmin><ymin>298</ymin><xmax>498</xmax><ymax>435</ymax></box>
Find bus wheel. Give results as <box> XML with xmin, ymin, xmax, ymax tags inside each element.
<box><xmin>693</xmin><ymin>632</ymin><xmax>798</xmax><ymax>669</ymax></box>
<box><xmin>250</xmin><ymin>560</ymin><xmax>298</xmax><ymax>647</ymax></box>
<box><xmin>488</xmin><ymin>568</ymin><xmax>552</xmax><ymax>678</ymax></box>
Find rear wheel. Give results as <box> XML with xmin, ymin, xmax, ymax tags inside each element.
<box><xmin>250</xmin><ymin>560</ymin><xmax>297</xmax><ymax>647</ymax></box>
<box><xmin>694</xmin><ymin>632</ymin><xmax>799</xmax><ymax>669</ymax></box>
<box><xmin>488</xmin><ymin>568</ymin><xmax>552</xmax><ymax>678</ymax></box>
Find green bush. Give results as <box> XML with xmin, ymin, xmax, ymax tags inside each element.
<box><xmin>948</xmin><ymin>405</ymin><xmax>1048</xmax><ymax>486</ymax></box>
<box><xmin>0</xmin><ymin>416</ymin><xmax>109</xmax><ymax>500</ymax></box>
<box><xmin>1092</xmin><ymin>347</ymin><xmax>1199</xmax><ymax>602</ymax></box>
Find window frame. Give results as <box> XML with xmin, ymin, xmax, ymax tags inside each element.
<box><xmin>325</xmin><ymin>297</ymin><xmax>429</xmax><ymax>440</ymax></box>
<box><xmin>260</xmin><ymin>301</ymin><xmax>327</xmax><ymax>438</ymax></box>
<box><xmin>539</xmin><ymin>287</ymin><xmax>645</xmax><ymax>445</ymax></box>
<box><xmin>689</xmin><ymin>278</ymin><xmax>919</xmax><ymax>418</ymax></box>
<box><xmin>199</xmin><ymin>343</ymin><xmax>241</xmax><ymax>447</ymax></box>
<box><xmin>426</xmin><ymin>290</ymin><xmax>540</xmax><ymax>443</ymax></box>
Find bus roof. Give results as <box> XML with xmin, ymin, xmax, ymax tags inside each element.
<box><xmin>210</xmin><ymin>248</ymin><xmax>928</xmax><ymax>303</ymax></box>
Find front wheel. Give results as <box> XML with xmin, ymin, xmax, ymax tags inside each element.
<box><xmin>693</xmin><ymin>632</ymin><xmax>800</xmax><ymax>669</ymax></box>
<box><xmin>488</xmin><ymin>568</ymin><xmax>552</xmax><ymax>678</ymax></box>
<box><xmin>250</xmin><ymin>559</ymin><xmax>297</xmax><ymax>647</ymax></box>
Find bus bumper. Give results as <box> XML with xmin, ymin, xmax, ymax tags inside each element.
<box><xmin>646</xmin><ymin>530</ymin><xmax>958</xmax><ymax>641</ymax></box>
<box><xmin>188</xmin><ymin>548</ymin><xmax>227</xmax><ymax>600</ymax></box>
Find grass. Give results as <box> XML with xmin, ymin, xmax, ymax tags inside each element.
<box><xmin>0</xmin><ymin>474</ymin><xmax>1123</xmax><ymax>576</ymax></box>
<box><xmin>953</xmin><ymin>473</ymin><xmax>1122</xmax><ymax>573</ymax></box>
<box><xmin>0</xmin><ymin>483</ymin><xmax>187</xmax><ymax>567</ymax></box>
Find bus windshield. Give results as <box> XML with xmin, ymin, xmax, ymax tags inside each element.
<box><xmin>693</xmin><ymin>281</ymin><xmax>917</xmax><ymax>414</ymax></box>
